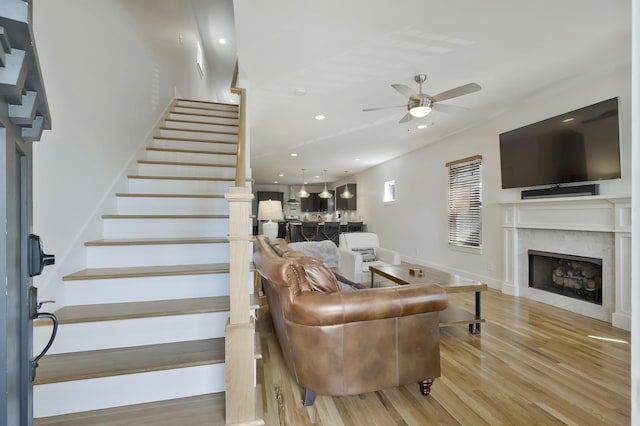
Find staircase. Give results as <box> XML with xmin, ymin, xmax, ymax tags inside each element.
<box><xmin>32</xmin><ymin>99</ymin><xmax>257</xmax><ymax>424</ymax></box>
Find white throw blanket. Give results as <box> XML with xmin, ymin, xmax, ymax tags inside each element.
<box><xmin>288</xmin><ymin>240</ymin><xmax>340</xmax><ymax>268</ymax></box>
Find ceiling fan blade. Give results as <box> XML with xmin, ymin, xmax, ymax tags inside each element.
<box><xmin>391</xmin><ymin>84</ymin><xmax>417</xmax><ymax>99</ymax></box>
<box><xmin>432</xmin><ymin>103</ymin><xmax>470</xmax><ymax>115</ymax></box>
<box><xmin>362</xmin><ymin>104</ymin><xmax>407</xmax><ymax>112</ymax></box>
<box><xmin>399</xmin><ymin>112</ymin><xmax>414</xmax><ymax>123</ymax></box>
<box><xmin>431</xmin><ymin>83</ymin><xmax>481</xmax><ymax>103</ymax></box>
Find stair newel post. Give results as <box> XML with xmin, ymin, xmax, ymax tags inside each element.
<box><xmin>224</xmin><ymin>85</ymin><xmax>263</xmax><ymax>424</ymax></box>
<box><xmin>224</xmin><ymin>186</ymin><xmax>256</xmax><ymax>425</ymax></box>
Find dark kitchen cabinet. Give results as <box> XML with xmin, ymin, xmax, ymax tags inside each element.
<box><xmin>301</xmin><ymin>192</ymin><xmax>334</xmax><ymax>212</ymax></box>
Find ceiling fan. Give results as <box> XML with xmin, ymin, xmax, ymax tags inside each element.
<box><xmin>363</xmin><ymin>74</ymin><xmax>481</xmax><ymax>123</ymax></box>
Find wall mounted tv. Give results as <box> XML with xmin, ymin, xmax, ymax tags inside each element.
<box><xmin>499</xmin><ymin>97</ymin><xmax>621</xmax><ymax>189</ymax></box>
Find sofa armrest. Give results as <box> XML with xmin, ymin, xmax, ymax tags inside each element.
<box><xmin>376</xmin><ymin>247</ymin><xmax>401</xmax><ymax>265</ymax></box>
<box><xmin>337</xmin><ymin>248</ymin><xmax>362</xmax><ymax>282</ymax></box>
<box><xmin>288</xmin><ymin>284</ymin><xmax>448</xmax><ymax>326</ymax></box>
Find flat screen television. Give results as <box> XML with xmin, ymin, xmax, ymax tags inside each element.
<box><xmin>499</xmin><ymin>97</ymin><xmax>621</xmax><ymax>189</ymax></box>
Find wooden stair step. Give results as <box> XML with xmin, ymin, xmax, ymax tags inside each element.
<box><xmin>33</xmin><ymin>392</ymin><xmax>226</xmax><ymax>426</ymax></box>
<box><xmin>46</xmin><ymin>296</ymin><xmax>231</xmax><ymax>325</ymax></box>
<box><xmin>127</xmin><ymin>175</ymin><xmax>235</xmax><ymax>182</ymax></box>
<box><xmin>63</xmin><ymin>263</ymin><xmax>232</xmax><ymax>281</ymax></box>
<box><xmin>153</xmin><ymin>136</ymin><xmax>237</xmax><ymax>144</ymax></box>
<box><xmin>115</xmin><ymin>193</ymin><xmax>225</xmax><ymax>199</ymax></box>
<box><xmin>146</xmin><ymin>147</ymin><xmax>236</xmax><ymax>156</ymax></box>
<box><xmin>85</xmin><ymin>237</ymin><xmax>228</xmax><ymax>246</ymax></box>
<box><xmin>159</xmin><ymin>126</ymin><xmax>238</xmax><ymax>136</ymax></box>
<box><xmin>176</xmin><ymin>98</ymin><xmax>237</xmax><ymax>108</ymax></box>
<box><xmin>164</xmin><ymin>118</ymin><xmax>238</xmax><ymax>128</ymax></box>
<box><xmin>138</xmin><ymin>159</ymin><xmax>235</xmax><ymax>168</ymax></box>
<box><xmin>169</xmin><ymin>110</ymin><xmax>239</xmax><ymax>120</ymax></box>
<box><xmin>101</xmin><ymin>214</ymin><xmax>229</xmax><ymax>219</ymax></box>
<box><xmin>34</xmin><ymin>338</ymin><xmax>225</xmax><ymax>385</ymax></box>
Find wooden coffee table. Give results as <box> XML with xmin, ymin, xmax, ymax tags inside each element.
<box><xmin>369</xmin><ymin>263</ymin><xmax>488</xmax><ymax>334</ymax></box>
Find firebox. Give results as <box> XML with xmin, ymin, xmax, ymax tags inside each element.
<box><xmin>528</xmin><ymin>250</ymin><xmax>603</xmax><ymax>305</ymax></box>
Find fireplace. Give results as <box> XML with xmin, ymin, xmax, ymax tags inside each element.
<box><xmin>528</xmin><ymin>250</ymin><xmax>602</xmax><ymax>305</ymax></box>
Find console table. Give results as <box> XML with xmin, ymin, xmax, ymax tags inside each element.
<box><xmin>369</xmin><ymin>264</ymin><xmax>488</xmax><ymax>333</ymax></box>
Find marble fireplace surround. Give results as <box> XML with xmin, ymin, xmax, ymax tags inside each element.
<box><xmin>501</xmin><ymin>196</ymin><xmax>631</xmax><ymax>331</ymax></box>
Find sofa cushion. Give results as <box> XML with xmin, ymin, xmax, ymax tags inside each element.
<box><xmin>352</xmin><ymin>247</ymin><xmax>377</xmax><ymax>262</ymax></box>
<box><xmin>289</xmin><ymin>240</ymin><xmax>340</xmax><ymax>268</ymax></box>
<box><xmin>296</xmin><ymin>256</ymin><xmax>339</xmax><ymax>293</ymax></box>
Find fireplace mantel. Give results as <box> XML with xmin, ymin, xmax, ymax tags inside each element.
<box><xmin>500</xmin><ymin>195</ymin><xmax>631</xmax><ymax>330</ymax></box>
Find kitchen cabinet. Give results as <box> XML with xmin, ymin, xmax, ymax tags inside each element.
<box><xmin>301</xmin><ymin>192</ymin><xmax>334</xmax><ymax>212</ymax></box>
<box><xmin>335</xmin><ymin>184</ymin><xmax>357</xmax><ymax>210</ymax></box>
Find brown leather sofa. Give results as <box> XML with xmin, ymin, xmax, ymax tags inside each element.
<box><xmin>253</xmin><ymin>236</ymin><xmax>448</xmax><ymax>406</ymax></box>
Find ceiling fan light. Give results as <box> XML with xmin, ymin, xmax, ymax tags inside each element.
<box><xmin>410</xmin><ymin>105</ymin><xmax>432</xmax><ymax>118</ymax></box>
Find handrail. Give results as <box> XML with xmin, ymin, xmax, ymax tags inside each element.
<box><xmin>231</xmin><ymin>87</ymin><xmax>246</xmax><ymax>187</ymax></box>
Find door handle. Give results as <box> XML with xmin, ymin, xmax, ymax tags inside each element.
<box><xmin>28</xmin><ymin>234</ymin><xmax>55</xmax><ymax>277</ymax></box>
<box><xmin>31</xmin><ymin>312</ymin><xmax>58</xmax><ymax>382</ymax></box>
<box><xmin>29</xmin><ymin>287</ymin><xmax>58</xmax><ymax>382</ymax></box>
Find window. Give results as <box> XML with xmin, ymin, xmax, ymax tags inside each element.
<box><xmin>447</xmin><ymin>155</ymin><xmax>482</xmax><ymax>250</ymax></box>
<box><xmin>383</xmin><ymin>180</ymin><xmax>396</xmax><ymax>203</ymax></box>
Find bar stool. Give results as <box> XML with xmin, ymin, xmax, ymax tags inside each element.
<box><xmin>322</xmin><ymin>221</ymin><xmax>341</xmax><ymax>246</ymax></box>
<box><xmin>301</xmin><ymin>221</ymin><xmax>319</xmax><ymax>241</ymax></box>
<box><xmin>347</xmin><ymin>221</ymin><xmax>363</xmax><ymax>232</ymax></box>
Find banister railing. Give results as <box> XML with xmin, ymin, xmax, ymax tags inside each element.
<box><xmin>230</xmin><ymin>87</ymin><xmax>246</xmax><ymax>187</ymax></box>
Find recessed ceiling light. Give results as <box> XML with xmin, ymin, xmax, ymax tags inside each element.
<box><xmin>417</xmin><ymin>124</ymin><xmax>427</xmax><ymax>129</ymax></box>
<box><xmin>274</xmin><ymin>180</ymin><xmax>279</xmax><ymax>184</ymax></box>
<box><xmin>315</xmin><ymin>115</ymin><xmax>326</xmax><ymax>120</ymax></box>
<box><xmin>218</xmin><ymin>38</ymin><xmax>227</xmax><ymax>45</ymax></box>
<box><xmin>290</xmin><ymin>153</ymin><xmax>298</xmax><ymax>157</ymax></box>
<box><xmin>355</xmin><ymin>158</ymin><xmax>361</xmax><ymax>161</ymax></box>
<box><xmin>315</xmin><ymin>175</ymin><xmax>320</xmax><ymax>179</ymax></box>
<box><xmin>562</xmin><ymin>118</ymin><xmax>574</xmax><ymax>123</ymax></box>
<box><xmin>229</xmin><ymin>99</ymin><xmax>235</xmax><ymax>103</ymax></box>
<box><xmin>278</xmin><ymin>174</ymin><xmax>284</xmax><ymax>177</ymax></box>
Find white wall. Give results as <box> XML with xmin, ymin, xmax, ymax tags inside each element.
<box><xmin>31</xmin><ymin>0</ymin><xmax>218</xmax><ymax>302</ymax></box>
<box><xmin>357</xmin><ymin>66</ymin><xmax>631</xmax><ymax>290</ymax></box>
<box><xmin>630</xmin><ymin>0</ymin><xmax>638</xmax><ymax>423</ymax></box>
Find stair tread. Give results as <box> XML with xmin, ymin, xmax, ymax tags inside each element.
<box><xmin>176</xmin><ymin>98</ymin><xmax>238</xmax><ymax>108</ymax></box>
<box><xmin>63</xmin><ymin>263</ymin><xmax>232</xmax><ymax>281</ymax></box>
<box><xmin>47</xmin><ymin>296</ymin><xmax>231</xmax><ymax>325</ymax></box>
<box><xmin>127</xmin><ymin>175</ymin><xmax>235</xmax><ymax>181</ymax></box>
<box><xmin>115</xmin><ymin>193</ymin><xmax>225</xmax><ymax>198</ymax></box>
<box><xmin>102</xmin><ymin>214</ymin><xmax>229</xmax><ymax>219</ymax></box>
<box><xmin>33</xmin><ymin>392</ymin><xmax>226</xmax><ymax>426</ymax></box>
<box><xmin>154</xmin><ymin>136</ymin><xmax>237</xmax><ymax>144</ymax></box>
<box><xmin>165</xmin><ymin>118</ymin><xmax>238</xmax><ymax>128</ymax></box>
<box><xmin>34</xmin><ymin>338</ymin><xmax>225</xmax><ymax>385</ymax></box>
<box><xmin>138</xmin><ymin>159</ymin><xmax>235</xmax><ymax>168</ymax></box>
<box><xmin>146</xmin><ymin>146</ymin><xmax>236</xmax><ymax>155</ymax></box>
<box><xmin>170</xmin><ymin>110</ymin><xmax>239</xmax><ymax>120</ymax></box>
<box><xmin>85</xmin><ymin>237</ymin><xmax>228</xmax><ymax>246</ymax></box>
<box><xmin>160</xmin><ymin>126</ymin><xmax>238</xmax><ymax>136</ymax></box>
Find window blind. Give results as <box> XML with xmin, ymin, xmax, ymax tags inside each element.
<box><xmin>446</xmin><ymin>155</ymin><xmax>482</xmax><ymax>248</ymax></box>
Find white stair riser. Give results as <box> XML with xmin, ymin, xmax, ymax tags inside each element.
<box><xmin>34</xmin><ymin>364</ymin><xmax>225</xmax><ymax>418</ymax></box>
<box><xmin>168</xmin><ymin>112</ymin><xmax>238</xmax><ymax>126</ymax></box>
<box><xmin>65</xmin><ymin>273</ymin><xmax>233</xmax><ymax>305</ymax></box>
<box><xmin>163</xmin><ymin>120</ymin><xmax>238</xmax><ymax>134</ymax></box>
<box><xmin>138</xmin><ymin>163</ymin><xmax>235</xmax><ymax>179</ymax></box>
<box><xmin>117</xmin><ymin>196</ymin><xmax>229</xmax><ymax>215</ymax></box>
<box><xmin>145</xmin><ymin>149</ymin><xmax>236</xmax><ymax>165</ymax></box>
<box><xmin>176</xmin><ymin>100</ymin><xmax>237</xmax><ymax>111</ymax></box>
<box><xmin>86</xmin><ymin>243</ymin><xmax>229</xmax><ymax>268</ymax></box>
<box><xmin>128</xmin><ymin>178</ymin><xmax>234</xmax><ymax>194</ymax></box>
<box><xmin>151</xmin><ymin>138</ymin><xmax>237</xmax><ymax>153</ymax></box>
<box><xmin>158</xmin><ymin>128</ymin><xmax>237</xmax><ymax>143</ymax></box>
<box><xmin>103</xmin><ymin>218</ymin><xmax>229</xmax><ymax>238</ymax></box>
<box><xmin>174</xmin><ymin>104</ymin><xmax>237</xmax><ymax>115</ymax></box>
<box><xmin>35</xmin><ymin>312</ymin><xmax>229</xmax><ymax>354</ymax></box>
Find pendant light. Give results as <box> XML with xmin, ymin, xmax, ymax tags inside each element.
<box><xmin>318</xmin><ymin>169</ymin><xmax>332</xmax><ymax>199</ymax></box>
<box><xmin>339</xmin><ymin>171</ymin><xmax>354</xmax><ymax>199</ymax></box>
<box><xmin>297</xmin><ymin>169</ymin><xmax>310</xmax><ymax>199</ymax></box>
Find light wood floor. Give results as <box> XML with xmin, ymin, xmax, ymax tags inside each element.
<box><xmin>257</xmin><ymin>289</ymin><xmax>630</xmax><ymax>425</ymax></box>
<box><xmin>35</xmin><ymin>288</ymin><xmax>630</xmax><ymax>425</ymax></box>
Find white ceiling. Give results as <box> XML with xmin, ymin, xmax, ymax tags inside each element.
<box><xmin>219</xmin><ymin>0</ymin><xmax>630</xmax><ymax>186</ymax></box>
